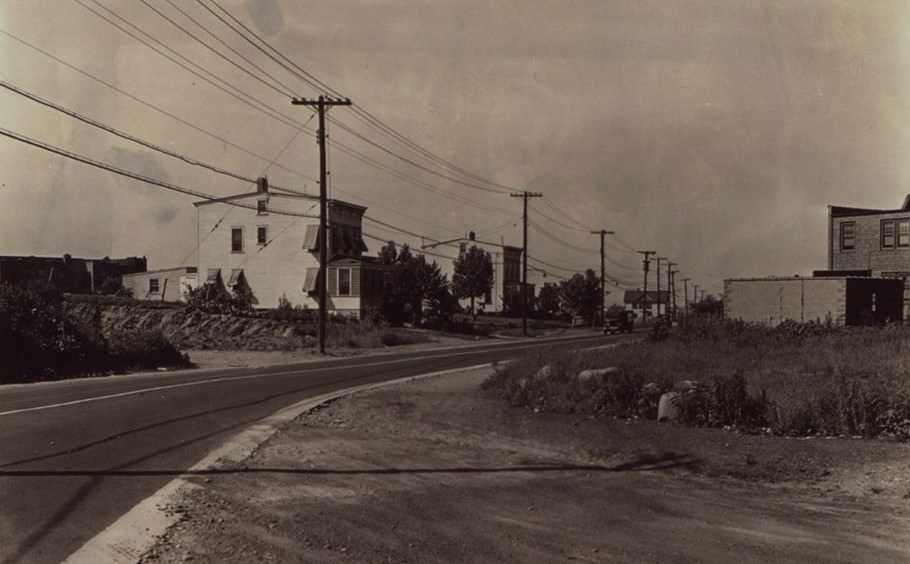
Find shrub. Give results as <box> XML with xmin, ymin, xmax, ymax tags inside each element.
<box><xmin>106</xmin><ymin>329</ymin><xmax>191</xmax><ymax>372</ymax></box>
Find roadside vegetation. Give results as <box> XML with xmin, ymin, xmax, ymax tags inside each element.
<box><xmin>484</xmin><ymin>316</ymin><xmax>910</xmax><ymax>440</ymax></box>
<box><xmin>0</xmin><ymin>283</ymin><xmax>190</xmax><ymax>384</ymax></box>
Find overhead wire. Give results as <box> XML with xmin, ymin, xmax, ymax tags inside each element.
<box><xmin>0</xmin><ymin>78</ymin><xmax>314</xmax><ymax>196</ymax></box>
<box><xmin>0</xmin><ymin>27</ymin><xmax>319</xmax><ymax>185</ymax></box>
<box><xmin>0</xmin><ymin>126</ymin><xmax>318</xmax><ymax>218</ymax></box>
<box><xmin>201</xmin><ymin>0</ymin><xmax>523</xmax><ymax>193</ymax></box>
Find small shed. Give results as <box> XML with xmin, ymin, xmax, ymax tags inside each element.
<box><xmin>123</xmin><ymin>266</ymin><xmax>198</xmax><ymax>302</ymax></box>
<box><xmin>724</xmin><ymin>276</ymin><xmax>903</xmax><ymax>326</ymax></box>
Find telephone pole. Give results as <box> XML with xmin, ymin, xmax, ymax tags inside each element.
<box><xmin>669</xmin><ymin>269</ymin><xmax>679</xmax><ymax>320</ymax></box>
<box><xmin>590</xmin><ymin>229</ymin><xmax>615</xmax><ymax>325</ymax></box>
<box><xmin>655</xmin><ymin>257</ymin><xmax>665</xmax><ymax>317</ymax></box>
<box><xmin>666</xmin><ymin>262</ymin><xmax>676</xmax><ymax>319</ymax></box>
<box><xmin>292</xmin><ymin>95</ymin><xmax>352</xmax><ymax>354</ymax></box>
<box><xmin>638</xmin><ymin>251</ymin><xmax>655</xmax><ymax>320</ymax></box>
<box><xmin>682</xmin><ymin>278</ymin><xmax>690</xmax><ymax>318</ymax></box>
<box><xmin>511</xmin><ymin>191</ymin><xmax>543</xmax><ymax>335</ymax></box>
<box><xmin>693</xmin><ymin>284</ymin><xmax>700</xmax><ymax>315</ymax></box>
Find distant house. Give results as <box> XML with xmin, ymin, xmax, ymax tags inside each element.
<box><xmin>827</xmin><ymin>196</ymin><xmax>910</xmax><ymax>315</ymax></box>
<box><xmin>623</xmin><ymin>289</ymin><xmax>670</xmax><ymax>319</ymax></box>
<box><xmin>194</xmin><ymin>181</ymin><xmax>386</xmax><ymax>318</ymax></box>
<box><xmin>475</xmin><ymin>244</ymin><xmax>525</xmax><ymax>314</ymax></box>
<box><xmin>0</xmin><ymin>254</ymin><xmax>146</xmax><ymax>293</ymax></box>
<box><xmin>122</xmin><ymin>266</ymin><xmax>197</xmax><ymax>302</ymax></box>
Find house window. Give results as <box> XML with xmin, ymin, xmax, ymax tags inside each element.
<box><xmin>882</xmin><ymin>220</ymin><xmax>895</xmax><ymax>249</ymax></box>
<box><xmin>257</xmin><ymin>226</ymin><xmax>268</xmax><ymax>246</ymax></box>
<box><xmin>149</xmin><ymin>278</ymin><xmax>160</xmax><ymax>294</ymax></box>
<box><xmin>257</xmin><ymin>199</ymin><xmax>268</xmax><ymax>214</ymax></box>
<box><xmin>231</xmin><ymin>227</ymin><xmax>243</xmax><ymax>253</ymax></box>
<box><xmin>899</xmin><ymin>220</ymin><xmax>910</xmax><ymax>248</ymax></box>
<box><xmin>338</xmin><ymin>268</ymin><xmax>351</xmax><ymax>296</ymax></box>
<box><xmin>840</xmin><ymin>222</ymin><xmax>855</xmax><ymax>250</ymax></box>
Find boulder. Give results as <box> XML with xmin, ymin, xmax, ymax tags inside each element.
<box><xmin>577</xmin><ymin>367</ymin><xmax>618</xmax><ymax>383</ymax></box>
<box><xmin>658</xmin><ymin>391</ymin><xmax>680</xmax><ymax>423</ymax></box>
<box><xmin>533</xmin><ymin>365</ymin><xmax>554</xmax><ymax>380</ymax></box>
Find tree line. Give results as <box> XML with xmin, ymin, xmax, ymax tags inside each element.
<box><xmin>376</xmin><ymin>240</ymin><xmax>610</xmax><ymax>326</ymax></box>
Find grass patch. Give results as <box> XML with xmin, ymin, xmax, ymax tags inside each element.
<box><xmin>484</xmin><ymin>317</ymin><xmax>910</xmax><ymax>440</ymax></box>
<box><xmin>326</xmin><ymin>324</ymin><xmax>431</xmax><ymax>349</ymax></box>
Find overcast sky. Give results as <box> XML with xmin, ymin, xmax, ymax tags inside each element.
<box><xmin>2</xmin><ymin>0</ymin><xmax>909</xmax><ymax>299</ymax></box>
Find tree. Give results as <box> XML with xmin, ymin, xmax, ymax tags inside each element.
<box><xmin>537</xmin><ymin>282</ymin><xmax>561</xmax><ymax>318</ymax></box>
<box><xmin>452</xmin><ymin>245</ymin><xmax>494</xmax><ymax>319</ymax></box>
<box><xmin>559</xmin><ymin>269</ymin><xmax>600</xmax><ymax>324</ymax></box>
<box><xmin>378</xmin><ymin>241</ymin><xmax>458</xmax><ymax>326</ymax></box>
<box><xmin>692</xmin><ymin>294</ymin><xmax>723</xmax><ymax>317</ymax></box>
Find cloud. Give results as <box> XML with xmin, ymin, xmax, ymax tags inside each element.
<box><xmin>245</xmin><ymin>0</ymin><xmax>284</xmax><ymax>36</ymax></box>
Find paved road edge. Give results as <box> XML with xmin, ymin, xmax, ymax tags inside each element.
<box><xmin>60</xmin><ymin>361</ymin><xmax>498</xmax><ymax>564</ymax></box>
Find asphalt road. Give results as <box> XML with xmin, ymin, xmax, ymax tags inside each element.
<box><xmin>0</xmin><ymin>331</ymin><xmax>621</xmax><ymax>564</ymax></box>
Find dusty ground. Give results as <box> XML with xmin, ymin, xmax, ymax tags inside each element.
<box><xmin>142</xmin><ymin>368</ymin><xmax>910</xmax><ymax>563</ymax></box>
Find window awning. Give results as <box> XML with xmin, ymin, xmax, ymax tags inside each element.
<box><xmin>205</xmin><ymin>269</ymin><xmax>221</xmax><ymax>284</ymax></box>
<box><xmin>303</xmin><ymin>267</ymin><xmax>319</xmax><ymax>293</ymax></box>
<box><xmin>227</xmin><ymin>269</ymin><xmax>243</xmax><ymax>287</ymax></box>
<box><xmin>303</xmin><ymin>224</ymin><xmax>320</xmax><ymax>251</ymax></box>
<box><xmin>355</xmin><ymin>234</ymin><xmax>368</xmax><ymax>253</ymax></box>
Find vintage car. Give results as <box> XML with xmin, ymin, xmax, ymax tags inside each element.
<box><xmin>603</xmin><ymin>310</ymin><xmax>634</xmax><ymax>334</ymax></box>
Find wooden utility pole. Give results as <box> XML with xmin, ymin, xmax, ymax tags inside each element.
<box><xmin>682</xmin><ymin>278</ymin><xmax>690</xmax><ymax>318</ymax></box>
<box><xmin>693</xmin><ymin>284</ymin><xmax>700</xmax><ymax>315</ymax></box>
<box><xmin>637</xmin><ymin>251</ymin><xmax>655</xmax><ymax>320</ymax></box>
<box><xmin>511</xmin><ymin>191</ymin><xmax>543</xmax><ymax>335</ymax></box>
<box><xmin>666</xmin><ymin>262</ymin><xmax>676</xmax><ymax>319</ymax></box>
<box><xmin>292</xmin><ymin>95</ymin><xmax>351</xmax><ymax>354</ymax></box>
<box><xmin>590</xmin><ymin>229</ymin><xmax>615</xmax><ymax>325</ymax></box>
<box><xmin>669</xmin><ymin>269</ymin><xmax>679</xmax><ymax>320</ymax></box>
<box><xmin>654</xmin><ymin>257</ymin><xmax>667</xmax><ymax>316</ymax></box>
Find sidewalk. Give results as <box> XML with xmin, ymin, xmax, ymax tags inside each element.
<box><xmin>141</xmin><ymin>367</ymin><xmax>910</xmax><ymax>563</ymax></box>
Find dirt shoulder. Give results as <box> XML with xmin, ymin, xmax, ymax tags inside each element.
<box><xmin>143</xmin><ymin>368</ymin><xmax>910</xmax><ymax>563</ymax></box>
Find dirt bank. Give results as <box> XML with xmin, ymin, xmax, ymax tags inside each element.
<box><xmin>142</xmin><ymin>368</ymin><xmax>910</xmax><ymax>563</ymax></box>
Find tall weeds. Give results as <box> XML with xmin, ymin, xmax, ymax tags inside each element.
<box><xmin>485</xmin><ymin>318</ymin><xmax>910</xmax><ymax>439</ymax></box>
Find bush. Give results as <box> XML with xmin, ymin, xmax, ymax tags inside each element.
<box><xmin>0</xmin><ymin>283</ymin><xmax>189</xmax><ymax>383</ymax></box>
<box><xmin>106</xmin><ymin>329</ymin><xmax>191</xmax><ymax>372</ymax></box>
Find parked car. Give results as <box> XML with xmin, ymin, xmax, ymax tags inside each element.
<box><xmin>603</xmin><ymin>310</ymin><xmax>634</xmax><ymax>334</ymax></box>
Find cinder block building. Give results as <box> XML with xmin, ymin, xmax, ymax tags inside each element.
<box><xmin>724</xmin><ymin>276</ymin><xmax>903</xmax><ymax>326</ymax></box>
<box><xmin>195</xmin><ymin>181</ymin><xmax>386</xmax><ymax>318</ymax></box>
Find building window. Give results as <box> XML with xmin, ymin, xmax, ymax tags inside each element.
<box><xmin>338</xmin><ymin>268</ymin><xmax>351</xmax><ymax>296</ymax></box>
<box><xmin>257</xmin><ymin>199</ymin><xmax>268</xmax><ymax>215</ymax></box>
<box><xmin>882</xmin><ymin>220</ymin><xmax>895</xmax><ymax>249</ymax></box>
<box><xmin>899</xmin><ymin>220</ymin><xmax>910</xmax><ymax>248</ymax></box>
<box><xmin>149</xmin><ymin>278</ymin><xmax>160</xmax><ymax>294</ymax></box>
<box><xmin>257</xmin><ymin>226</ymin><xmax>268</xmax><ymax>246</ymax></box>
<box><xmin>231</xmin><ymin>227</ymin><xmax>243</xmax><ymax>253</ymax></box>
<box><xmin>840</xmin><ymin>222</ymin><xmax>855</xmax><ymax>250</ymax></box>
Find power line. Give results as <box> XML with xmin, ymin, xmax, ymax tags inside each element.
<box><xmin>73</xmin><ymin>0</ymin><xmax>308</xmax><ymax>134</ymax></box>
<box><xmin>202</xmin><ymin>0</ymin><xmax>522</xmax><ymax>194</ymax></box>
<box><xmin>138</xmin><ymin>0</ymin><xmax>296</xmax><ymax>99</ymax></box>
<box><xmin>0</xmin><ymin>78</ymin><xmax>315</xmax><ymax>196</ymax></box>
<box><xmin>0</xmin><ymin>27</ymin><xmax>320</xmax><ymax>185</ymax></box>
<box><xmin>0</xmin><ymin>126</ymin><xmax>317</xmax><ymax>218</ymax></box>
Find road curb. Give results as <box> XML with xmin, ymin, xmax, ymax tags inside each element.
<box><xmin>61</xmin><ymin>362</ymin><xmax>497</xmax><ymax>564</ymax></box>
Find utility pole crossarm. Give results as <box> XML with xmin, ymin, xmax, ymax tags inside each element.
<box><xmin>511</xmin><ymin>191</ymin><xmax>543</xmax><ymax>336</ymax></box>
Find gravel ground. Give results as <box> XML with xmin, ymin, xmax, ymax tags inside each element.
<box><xmin>141</xmin><ymin>367</ymin><xmax>910</xmax><ymax>563</ymax></box>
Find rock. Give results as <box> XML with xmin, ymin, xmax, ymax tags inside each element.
<box><xmin>533</xmin><ymin>365</ymin><xmax>554</xmax><ymax>380</ymax></box>
<box><xmin>657</xmin><ymin>392</ymin><xmax>680</xmax><ymax>422</ymax></box>
<box><xmin>577</xmin><ymin>367</ymin><xmax>618</xmax><ymax>383</ymax></box>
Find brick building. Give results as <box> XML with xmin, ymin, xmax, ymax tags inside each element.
<box><xmin>0</xmin><ymin>254</ymin><xmax>146</xmax><ymax>293</ymax></box>
<box><xmin>195</xmin><ymin>182</ymin><xmax>386</xmax><ymax>318</ymax></box>
<box><xmin>828</xmin><ymin>196</ymin><xmax>910</xmax><ymax>314</ymax></box>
